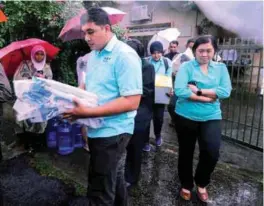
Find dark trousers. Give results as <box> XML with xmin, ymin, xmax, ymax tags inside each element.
<box><xmin>17</xmin><ymin>132</ymin><xmax>46</xmax><ymax>151</ymax></box>
<box><xmin>144</xmin><ymin>104</ymin><xmax>165</xmax><ymax>143</ymax></box>
<box><xmin>168</xmin><ymin>75</ymin><xmax>177</xmax><ymax>123</ymax></box>
<box><xmin>168</xmin><ymin>95</ymin><xmax>177</xmax><ymax>123</ymax></box>
<box><xmin>87</xmin><ymin>133</ymin><xmax>131</xmax><ymax>206</ymax></box>
<box><xmin>125</xmin><ymin>119</ymin><xmax>151</xmax><ymax>184</ymax></box>
<box><xmin>0</xmin><ymin>144</ymin><xmax>2</xmax><ymax>161</ymax></box>
<box><xmin>153</xmin><ymin>104</ymin><xmax>165</xmax><ymax>138</ymax></box>
<box><xmin>174</xmin><ymin>114</ymin><xmax>221</xmax><ymax>190</ymax></box>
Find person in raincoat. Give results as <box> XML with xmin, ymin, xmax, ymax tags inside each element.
<box><xmin>0</xmin><ymin>63</ymin><xmax>13</xmax><ymax>160</ymax></box>
<box><xmin>13</xmin><ymin>45</ymin><xmax>53</xmax><ymax>80</ymax></box>
<box><xmin>13</xmin><ymin>45</ymin><xmax>53</xmax><ymax>152</ymax></box>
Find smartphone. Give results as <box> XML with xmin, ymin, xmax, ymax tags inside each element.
<box><xmin>188</xmin><ymin>81</ymin><xmax>197</xmax><ymax>86</ymax></box>
<box><xmin>37</xmin><ymin>70</ymin><xmax>44</xmax><ymax>75</ymax></box>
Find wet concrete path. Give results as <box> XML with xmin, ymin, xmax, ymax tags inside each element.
<box><xmin>1</xmin><ymin>104</ymin><xmax>263</xmax><ymax>206</ymax></box>
<box><xmin>32</xmin><ymin>139</ymin><xmax>262</xmax><ymax>206</ymax></box>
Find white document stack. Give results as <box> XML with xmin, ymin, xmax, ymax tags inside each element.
<box><xmin>13</xmin><ymin>77</ymin><xmax>102</xmax><ymax>128</ymax></box>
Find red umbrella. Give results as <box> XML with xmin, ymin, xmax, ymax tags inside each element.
<box><xmin>0</xmin><ymin>38</ymin><xmax>60</xmax><ymax>77</ymax></box>
<box><xmin>0</xmin><ymin>9</ymin><xmax>7</xmax><ymax>22</ymax></box>
<box><xmin>59</xmin><ymin>7</ymin><xmax>126</xmax><ymax>42</ymax></box>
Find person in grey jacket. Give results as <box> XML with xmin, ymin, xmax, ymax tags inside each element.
<box><xmin>0</xmin><ymin>63</ymin><xmax>13</xmax><ymax>160</ymax></box>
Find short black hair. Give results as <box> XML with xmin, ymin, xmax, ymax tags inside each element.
<box><xmin>80</xmin><ymin>7</ymin><xmax>111</xmax><ymax>26</ymax></box>
<box><xmin>192</xmin><ymin>35</ymin><xmax>218</xmax><ymax>54</ymax></box>
<box><xmin>170</xmin><ymin>40</ymin><xmax>179</xmax><ymax>46</ymax></box>
<box><xmin>186</xmin><ymin>38</ymin><xmax>195</xmax><ymax>45</ymax></box>
<box><xmin>126</xmin><ymin>39</ymin><xmax>145</xmax><ymax>58</ymax></box>
<box><xmin>150</xmin><ymin>41</ymin><xmax>163</xmax><ymax>54</ymax></box>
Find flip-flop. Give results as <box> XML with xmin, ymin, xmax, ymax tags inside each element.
<box><xmin>197</xmin><ymin>188</ymin><xmax>209</xmax><ymax>202</ymax></box>
<box><xmin>180</xmin><ymin>188</ymin><xmax>191</xmax><ymax>201</ymax></box>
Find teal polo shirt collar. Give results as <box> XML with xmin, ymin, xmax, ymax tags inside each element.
<box><xmin>95</xmin><ymin>35</ymin><xmax>118</xmax><ymax>55</ymax></box>
<box><xmin>150</xmin><ymin>57</ymin><xmax>163</xmax><ymax>63</ymax></box>
<box><xmin>193</xmin><ymin>59</ymin><xmax>215</xmax><ymax>74</ymax></box>
<box><xmin>104</xmin><ymin>35</ymin><xmax>118</xmax><ymax>52</ymax></box>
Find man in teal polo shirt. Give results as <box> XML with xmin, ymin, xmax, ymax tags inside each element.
<box><xmin>63</xmin><ymin>7</ymin><xmax>142</xmax><ymax>206</ymax></box>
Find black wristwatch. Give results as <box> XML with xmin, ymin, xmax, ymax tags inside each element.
<box><xmin>197</xmin><ymin>89</ymin><xmax>202</xmax><ymax>96</ymax></box>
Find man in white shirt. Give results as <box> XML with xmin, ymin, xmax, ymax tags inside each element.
<box><xmin>218</xmin><ymin>49</ymin><xmax>238</xmax><ymax>63</ymax></box>
<box><xmin>76</xmin><ymin>53</ymin><xmax>90</xmax><ymax>86</ymax></box>
<box><xmin>76</xmin><ymin>53</ymin><xmax>90</xmax><ymax>151</ymax></box>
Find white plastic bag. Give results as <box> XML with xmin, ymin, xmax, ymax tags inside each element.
<box><xmin>13</xmin><ymin>78</ymin><xmax>102</xmax><ymax>128</ymax></box>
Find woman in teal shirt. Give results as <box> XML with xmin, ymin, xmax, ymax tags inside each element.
<box><xmin>174</xmin><ymin>35</ymin><xmax>232</xmax><ymax>202</ymax></box>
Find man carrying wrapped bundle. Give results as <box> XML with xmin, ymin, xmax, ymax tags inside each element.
<box><xmin>63</xmin><ymin>7</ymin><xmax>142</xmax><ymax>206</ymax></box>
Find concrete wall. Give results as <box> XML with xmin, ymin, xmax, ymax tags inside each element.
<box><xmin>115</xmin><ymin>1</ymin><xmax>205</xmax><ymax>52</ymax></box>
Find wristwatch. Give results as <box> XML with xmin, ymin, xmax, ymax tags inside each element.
<box><xmin>197</xmin><ymin>89</ymin><xmax>202</xmax><ymax>96</ymax></box>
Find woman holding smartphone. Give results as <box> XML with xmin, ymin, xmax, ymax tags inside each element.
<box><xmin>174</xmin><ymin>35</ymin><xmax>232</xmax><ymax>202</ymax></box>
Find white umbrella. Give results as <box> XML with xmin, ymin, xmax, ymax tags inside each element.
<box><xmin>147</xmin><ymin>28</ymin><xmax>181</xmax><ymax>55</ymax></box>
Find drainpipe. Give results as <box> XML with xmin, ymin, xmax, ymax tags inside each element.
<box><xmin>195</xmin><ymin>9</ymin><xmax>199</xmax><ymax>27</ymax></box>
<box><xmin>195</xmin><ymin>9</ymin><xmax>199</xmax><ymax>35</ymax></box>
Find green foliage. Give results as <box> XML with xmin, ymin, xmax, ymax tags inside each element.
<box><xmin>83</xmin><ymin>0</ymin><xmax>117</xmax><ymax>9</ymax></box>
<box><xmin>0</xmin><ymin>1</ymin><xmax>126</xmax><ymax>85</ymax></box>
<box><xmin>0</xmin><ymin>1</ymin><xmax>87</xmax><ymax>85</ymax></box>
<box><xmin>30</xmin><ymin>153</ymin><xmax>87</xmax><ymax>196</ymax></box>
<box><xmin>197</xmin><ymin>17</ymin><xmax>222</xmax><ymax>35</ymax></box>
<box><xmin>1</xmin><ymin>1</ymin><xmax>63</xmax><ymax>44</ymax></box>
<box><xmin>112</xmin><ymin>25</ymin><xmax>126</xmax><ymax>41</ymax></box>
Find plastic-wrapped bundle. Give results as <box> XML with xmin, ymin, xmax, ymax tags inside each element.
<box><xmin>13</xmin><ymin>77</ymin><xmax>102</xmax><ymax>128</ymax></box>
